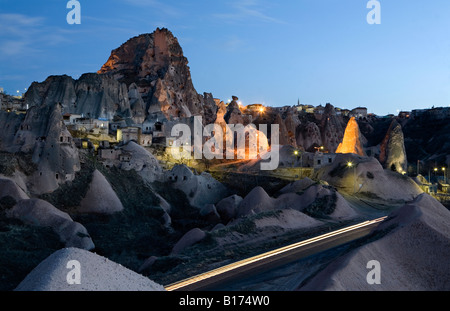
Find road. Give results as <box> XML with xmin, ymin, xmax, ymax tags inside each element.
<box><xmin>165</xmin><ymin>217</ymin><xmax>387</xmax><ymax>291</ymax></box>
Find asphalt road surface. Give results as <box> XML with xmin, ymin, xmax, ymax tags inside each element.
<box><xmin>165</xmin><ymin>217</ymin><xmax>386</xmax><ymax>291</ymax></box>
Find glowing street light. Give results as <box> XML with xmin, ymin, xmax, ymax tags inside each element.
<box><xmin>347</xmin><ymin>161</ymin><xmax>357</xmax><ymax>194</ymax></box>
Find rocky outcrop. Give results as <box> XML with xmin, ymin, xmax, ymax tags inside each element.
<box><xmin>167</xmin><ymin>164</ymin><xmax>228</xmax><ymax>209</ymax></box>
<box><xmin>236</xmin><ymin>186</ymin><xmax>275</xmax><ymax>217</ymax></box>
<box><xmin>216</xmin><ymin>194</ymin><xmax>243</xmax><ymax>223</ymax></box>
<box><xmin>128</xmin><ymin>82</ymin><xmax>147</xmax><ymax>123</ymax></box>
<box><xmin>0</xmin><ymin>178</ymin><xmax>29</xmax><ymax>202</ymax></box>
<box><xmin>379</xmin><ymin>119</ymin><xmax>407</xmax><ymax>173</ymax></box>
<box><xmin>313</xmin><ymin>153</ymin><xmax>423</xmax><ymax>201</ymax></box>
<box><xmin>296</xmin><ymin>121</ymin><xmax>322</xmax><ymax>151</ymax></box>
<box><xmin>78</xmin><ymin>170</ymin><xmax>124</xmax><ymax>214</ymax></box>
<box><xmin>98</xmin><ymin>28</ymin><xmax>207</xmax><ymax>120</ymax></box>
<box><xmin>335</xmin><ymin>117</ymin><xmax>366</xmax><ymax>156</ymax></box>
<box><xmin>7</xmin><ymin>199</ymin><xmax>94</xmax><ymax>250</ymax></box>
<box><xmin>320</xmin><ymin>104</ymin><xmax>345</xmax><ymax>152</ymax></box>
<box><xmin>171</xmin><ymin>228</ymin><xmax>206</xmax><ymax>255</ymax></box>
<box><xmin>235</xmin><ymin>183</ymin><xmax>356</xmax><ymax>220</ymax></box>
<box><xmin>278</xmin><ymin>177</ymin><xmax>316</xmax><ymax>195</ymax></box>
<box><xmin>283</xmin><ymin>109</ymin><xmax>301</xmax><ymax>147</ymax></box>
<box><xmin>200</xmin><ymin>204</ymin><xmax>221</xmax><ymax>224</ymax></box>
<box><xmin>15</xmin><ymin>247</ymin><xmax>165</xmax><ymax>291</ymax></box>
<box><xmin>120</xmin><ymin>141</ymin><xmax>163</xmax><ymax>183</ymax></box>
<box><xmin>0</xmin><ymin>103</ymin><xmax>81</xmax><ymax>194</ymax></box>
<box><xmin>224</xmin><ymin>97</ymin><xmax>247</xmax><ymax>125</ymax></box>
<box><xmin>25</xmin><ymin>74</ymin><xmax>132</xmax><ymax>120</ymax></box>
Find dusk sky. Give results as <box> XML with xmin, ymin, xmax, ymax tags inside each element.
<box><xmin>0</xmin><ymin>0</ymin><xmax>449</xmax><ymax>115</ymax></box>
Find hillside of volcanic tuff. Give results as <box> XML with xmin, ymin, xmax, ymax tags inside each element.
<box><xmin>97</xmin><ymin>27</ymin><xmax>218</xmax><ymax>123</ymax></box>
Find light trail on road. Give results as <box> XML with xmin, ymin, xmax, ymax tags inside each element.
<box><xmin>165</xmin><ymin>216</ymin><xmax>387</xmax><ymax>291</ymax></box>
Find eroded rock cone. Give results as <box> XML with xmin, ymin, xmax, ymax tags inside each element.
<box><xmin>379</xmin><ymin>119</ymin><xmax>407</xmax><ymax>173</ymax></box>
<box><xmin>335</xmin><ymin>117</ymin><xmax>366</xmax><ymax>156</ymax></box>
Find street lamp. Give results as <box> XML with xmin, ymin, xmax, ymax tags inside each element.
<box><xmin>347</xmin><ymin>161</ymin><xmax>356</xmax><ymax>194</ymax></box>
<box><xmin>442</xmin><ymin>167</ymin><xmax>447</xmax><ymax>184</ymax></box>
<box><xmin>259</xmin><ymin>106</ymin><xmax>264</xmax><ymax>118</ymax></box>
<box><xmin>292</xmin><ymin>150</ymin><xmax>299</xmax><ymax>169</ymax></box>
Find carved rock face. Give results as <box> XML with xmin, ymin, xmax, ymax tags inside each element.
<box><xmin>0</xmin><ymin>103</ymin><xmax>81</xmax><ymax>194</ymax></box>
<box><xmin>98</xmin><ymin>28</ymin><xmax>205</xmax><ymax>120</ymax></box>
<box><xmin>25</xmin><ymin>74</ymin><xmax>132</xmax><ymax>120</ymax></box>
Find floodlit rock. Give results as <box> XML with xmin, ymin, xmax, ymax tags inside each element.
<box><xmin>7</xmin><ymin>199</ymin><xmax>94</xmax><ymax>250</ymax></box>
<box><xmin>15</xmin><ymin>248</ymin><xmax>165</xmax><ymax>291</ymax></box>
<box><xmin>171</xmin><ymin>228</ymin><xmax>206</xmax><ymax>255</ymax></box>
<box><xmin>301</xmin><ymin>194</ymin><xmax>450</xmax><ymax>291</ymax></box>
<box><xmin>0</xmin><ymin>178</ymin><xmax>29</xmax><ymax>201</ymax></box>
<box><xmin>379</xmin><ymin>119</ymin><xmax>408</xmax><ymax>173</ymax></box>
<box><xmin>335</xmin><ymin>117</ymin><xmax>366</xmax><ymax>156</ymax></box>
<box><xmin>78</xmin><ymin>170</ymin><xmax>124</xmax><ymax>214</ymax></box>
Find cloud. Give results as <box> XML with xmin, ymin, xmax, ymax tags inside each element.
<box><xmin>0</xmin><ymin>13</ymin><xmax>71</xmax><ymax>57</ymax></box>
<box><xmin>223</xmin><ymin>36</ymin><xmax>245</xmax><ymax>52</ymax></box>
<box><xmin>214</xmin><ymin>0</ymin><xmax>285</xmax><ymax>24</ymax></box>
<box><xmin>122</xmin><ymin>0</ymin><xmax>182</xmax><ymax>17</ymax></box>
